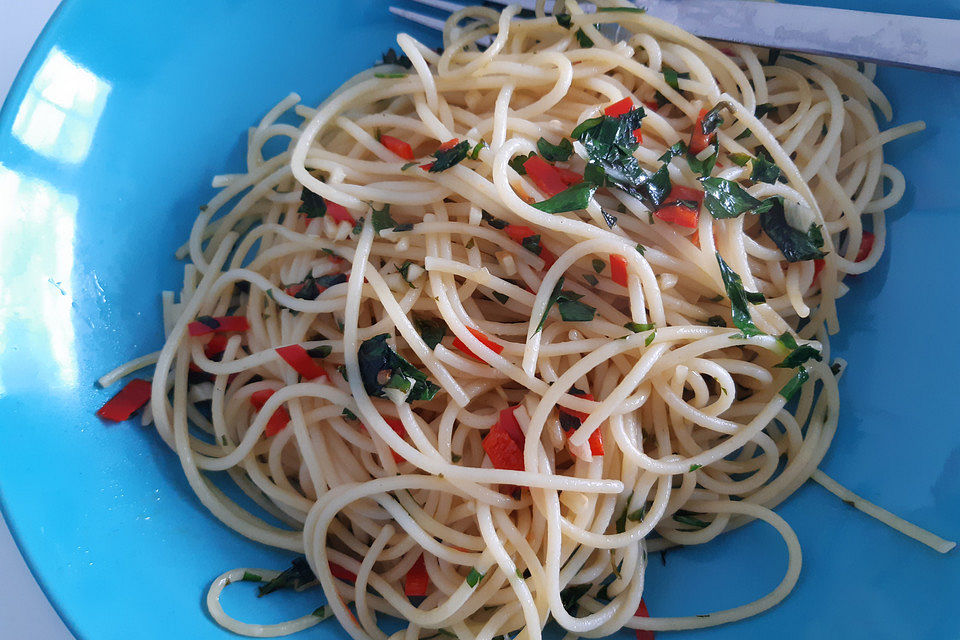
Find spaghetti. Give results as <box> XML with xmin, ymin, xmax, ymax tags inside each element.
<box><xmin>99</xmin><ymin>2</ymin><xmax>955</xmax><ymax>639</ymax></box>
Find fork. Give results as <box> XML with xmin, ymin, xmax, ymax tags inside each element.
<box><xmin>389</xmin><ymin>0</ymin><xmax>960</xmax><ymax>75</ymax></box>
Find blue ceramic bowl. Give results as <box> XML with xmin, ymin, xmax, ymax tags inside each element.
<box><xmin>1</xmin><ymin>1</ymin><xmax>958</xmax><ymax>638</ymax></box>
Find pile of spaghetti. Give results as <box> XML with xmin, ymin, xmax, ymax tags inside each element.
<box><xmin>96</xmin><ymin>2</ymin><xmax>954</xmax><ymax>639</ymax></box>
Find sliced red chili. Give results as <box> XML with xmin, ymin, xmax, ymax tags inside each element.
<box><xmin>604</xmin><ymin>97</ymin><xmax>634</xmax><ymax>117</ymax></box>
<box><xmin>555</xmin><ymin>166</ymin><xmax>584</xmax><ymax>186</ymax></box>
<box><xmin>329</xmin><ymin>562</ymin><xmax>357</xmax><ymax>583</ymax></box>
<box><xmin>404</xmin><ymin>554</ymin><xmax>429</xmax><ymax>597</ymax></box>
<box><xmin>523</xmin><ymin>155</ymin><xmax>568</xmax><ymax>196</ymax></box>
<box><xmin>452</xmin><ymin>327</ymin><xmax>504</xmax><ymax>363</ymax></box>
<box><xmin>249</xmin><ymin>389</ymin><xmax>290</xmax><ymax>437</ymax></box>
<box><xmin>812</xmin><ymin>258</ymin><xmax>825</xmax><ymax>284</ymax></box>
<box><xmin>187</xmin><ymin>315</ymin><xmax>250</xmax><ymax>337</ymax></box>
<box><xmin>688</xmin><ymin>108</ymin><xmax>715</xmax><ymax>155</ymax></box>
<box><xmin>276</xmin><ymin>344</ymin><xmax>328</xmax><ymax>380</ymax></box>
<box><xmin>380</xmin><ymin>134</ymin><xmax>415</xmax><ymax>161</ymax></box>
<box><xmin>482</xmin><ymin>421</ymin><xmax>525</xmax><ymax>471</ymax></box>
<box><xmin>855</xmin><ymin>231</ymin><xmax>875</xmax><ymax>262</ymax></box>
<box><xmin>96</xmin><ymin>378</ymin><xmax>152</xmax><ymax>422</ymax></box>
<box><xmin>384</xmin><ymin>417</ymin><xmax>407</xmax><ymax>464</ymax></box>
<box><xmin>437</xmin><ymin>138</ymin><xmax>459</xmax><ymax>152</ymax></box>
<box><xmin>496</xmin><ymin>405</ymin><xmax>525</xmax><ymax>448</ymax></box>
<box><xmin>610</xmin><ymin>254</ymin><xmax>629</xmax><ymax>287</ymax></box>
<box><xmin>654</xmin><ymin>205</ymin><xmax>698</xmax><ymax>228</ymax></box>
<box><xmin>635</xmin><ymin>599</ymin><xmax>654</xmax><ymax>640</ymax></box>
<box><xmin>505</xmin><ymin>224</ymin><xmax>537</xmax><ymax>245</ymax></box>
<box><xmin>561</xmin><ymin>392</ymin><xmax>603</xmax><ymax>456</ymax></box>
<box><xmin>326</xmin><ymin>201</ymin><xmax>356</xmax><ymax>225</ymax></box>
<box><xmin>204</xmin><ymin>334</ymin><xmax>229</xmax><ymax>358</ymax></box>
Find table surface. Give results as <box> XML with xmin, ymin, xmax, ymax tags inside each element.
<box><xmin>0</xmin><ymin>1</ymin><xmax>77</xmax><ymax>637</ymax></box>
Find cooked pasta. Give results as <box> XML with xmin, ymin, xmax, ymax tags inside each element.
<box><xmin>97</xmin><ymin>2</ymin><xmax>954</xmax><ymax>639</ymax></box>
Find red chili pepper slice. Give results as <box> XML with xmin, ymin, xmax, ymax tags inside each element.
<box><xmin>384</xmin><ymin>417</ymin><xmax>407</xmax><ymax>464</ymax></box>
<box><xmin>610</xmin><ymin>254</ymin><xmax>629</xmax><ymax>287</ymax></box>
<box><xmin>523</xmin><ymin>155</ymin><xmax>569</xmax><ymax>196</ymax></box>
<box><xmin>604</xmin><ymin>97</ymin><xmax>634</xmax><ymax>117</ymax></box>
<box><xmin>276</xmin><ymin>344</ymin><xmax>328</xmax><ymax>380</ymax></box>
<box><xmin>380</xmin><ymin>134</ymin><xmax>415</xmax><ymax>161</ymax></box>
<box><xmin>329</xmin><ymin>562</ymin><xmax>357</xmax><ymax>583</ymax></box>
<box><xmin>326</xmin><ymin>201</ymin><xmax>356</xmax><ymax>225</ymax></box>
<box><xmin>688</xmin><ymin>108</ymin><xmax>716</xmax><ymax>155</ymax></box>
<box><xmin>855</xmin><ymin>231</ymin><xmax>874</xmax><ymax>262</ymax></box>
<box><xmin>437</xmin><ymin>138</ymin><xmax>459</xmax><ymax>152</ymax></box>
<box><xmin>555</xmin><ymin>166</ymin><xmax>584</xmax><ymax>186</ymax></box>
<box><xmin>187</xmin><ymin>315</ymin><xmax>249</xmax><ymax>337</ymax></box>
<box><xmin>404</xmin><ymin>554</ymin><xmax>429</xmax><ymax>597</ymax></box>
<box><xmin>635</xmin><ymin>599</ymin><xmax>654</xmax><ymax>640</ymax></box>
<box><xmin>482</xmin><ymin>420</ymin><xmax>525</xmax><ymax>471</ymax></box>
<box><xmin>96</xmin><ymin>378</ymin><xmax>152</xmax><ymax>422</ymax></box>
<box><xmin>452</xmin><ymin>327</ymin><xmax>504</xmax><ymax>363</ymax></box>
<box><xmin>249</xmin><ymin>389</ymin><xmax>290</xmax><ymax>437</ymax></box>
<box><xmin>561</xmin><ymin>392</ymin><xmax>603</xmax><ymax>456</ymax></box>
<box><xmin>496</xmin><ymin>406</ymin><xmax>525</xmax><ymax>448</ymax></box>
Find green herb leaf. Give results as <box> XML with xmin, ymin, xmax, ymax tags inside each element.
<box><xmin>306</xmin><ymin>345</ymin><xmax>332</xmax><ymax>358</ymax></box>
<box><xmin>706</xmin><ymin>315</ymin><xmax>727</xmax><ymax>327</ymax></box>
<box><xmin>729</xmin><ymin>153</ymin><xmax>751</xmax><ymax>167</ymax></box>
<box><xmin>536</xmin><ymin>137</ymin><xmax>574</xmax><ymax>162</ymax></box>
<box><xmin>659</xmin><ymin>140</ymin><xmax>688</xmax><ymax>163</ymax></box>
<box><xmin>779</xmin><ymin>366</ymin><xmax>810</xmax><ymax>400</ymax></box>
<box><xmin>584</xmin><ymin>274</ymin><xmax>598</xmax><ymax>286</ymax></box>
<box><xmin>635</xmin><ymin>243</ymin><xmax>646</xmax><ymax>256</ymax></box>
<box><xmin>258</xmin><ymin>558</ymin><xmax>316</xmax><ymax>597</ymax></box>
<box><xmin>371</xmin><ymin>203</ymin><xmax>398</xmax><ymax>232</ymax></box>
<box><xmin>556</xmin><ymin>13</ymin><xmax>572</xmax><ymax>29</ymax></box>
<box><xmin>352</xmin><ymin>217</ymin><xmax>364</xmax><ymax>235</ymax></box>
<box><xmin>401</xmin><ymin>161</ymin><xmax>418</xmax><ymax>171</ymax></box>
<box><xmin>592</xmin><ymin>259</ymin><xmax>606</xmax><ymax>273</ymax></box>
<box><xmin>414</xmin><ymin>317</ymin><xmax>447</xmax><ymax>350</ymax></box>
<box><xmin>645</xmin><ymin>331</ymin><xmax>656</xmax><ymax>346</ymax></box>
<box><xmin>509</xmin><ymin>152</ymin><xmax>535</xmax><ymax>174</ymax></box>
<box><xmin>700</xmin><ymin>103</ymin><xmax>725</xmax><ymax>135</ymax></box>
<box><xmin>470</xmin><ymin>139</ymin><xmax>487</xmax><ymax>160</ymax></box>
<box><xmin>558</xmin><ymin>296</ymin><xmax>597</xmax><ymax>322</ymax></box>
<box><xmin>662</xmin><ymin>65</ymin><xmax>689</xmax><ymax>92</ymax></box>
<box><xmin>716</xmin><ymin>252</ymin><xmax>765</xmax><ymax>337</ymax></box>
<box><xmin>686</xmin><ymin>145</ymin><xmax>719</xmax><ymax>176</ymax></box>
<box><xmin>759</xmin><ymin>198</ymin><xmax>826</xmax><ymax>262</ymax></box>
<box><xmin>627</xmin><ymin>506</ymin><xmax>646</xmax><ymax>521</ymax></box>
<box><xmin>481</xmin><ymin>210</ymin><xmax>508</xmax><ymax>230</ymax></box>
<box><xmin>735</xmin><ymin>128</ymin><xmax>753</xmax><ymax>141</ymax></box>
<box><xmin>755</xmin><ymin>103</ymin><xmax>777</xmax><ymax>119</ymax></box>
<box><xmin>452</xmin><ymin>453</ymin><xmax>462</xmax><ymax>463</ymax></box>
<box><xmin>429</xmin><ymin>140</ymin><xmax>471</xmax><ymax>173</ymax></box>
<box><xmin>357</xmin><ymin>334</ymin><xmax>440</xmax><ymax>403</ymax></box>
<box><xmin>700</xmin><ymin>177</ymin><xmax>773</xmax><ymax>219</ymax></box>
<box><xmin>312</xmin><ymin>605</ymin><xmax>334</xmax><ymax>620</ymax></box>
<box><xmin>673</xmin><ymin>512</ymin><xmax>710</xmax><ymax>530</ymax></box>
<box><xmin>625</xmin><ymin>322</ymin><xmax>655</xmax><ymax>333</ymax></box>
<box><xmin>536</xmin><ymin>278</ymin><xmax>565</xmax><ymax>333</ymax></box>
<box><xmin>374</xmin><ymin>72</ymin><xmax>406</xmax><ymax>79</ymax></box>
<box><xmin>342</xmin><ymin>407</ymin><xmax>357</xmax><ymax>420</ymax></box>
<box><xmin>521</xmin><ymin>234</ymin><xmax>541</xmax><ymax>255</ymax></box>
<box><xmin>601</xmin><ymin>208</ymin><xmax>618</xmax><ymax>228</ymax></box>
<box><xmin>560</xmin><ymin>583</ymin><xmax>592</xmax><ymax>613</ymax></box>
<box><xmin>575</xmin><ymin>29</ymin><xmax>594</xmax><ymax>48</ymax></box>
<box><xmin>531</xmin><ymin>182</ymin><xmax>598</xmax><ymax>214</ymax></box>
<box><xmin>242</xmin><ymin>571</ymin><xmax>263</xmax><ymax>582</ymax></box>
<box><xmin>380</xmin><ymin>47</ymin><xmax>413</xmax><ymax>69</ymax></box>
<box><xmin>299</xmin><ymin>189</ymin><xmax>327</xmax><ymax>219</ymax></box>
<box><xmin>750</xmin><ymin>153</ymin><xmax>782</xmax><ymax>184</ymax></box>
<box><xmin>776</xmin><ymin>345</ymin><xmax>822</xmax><ymax>369</ymax></box>
<box><xmin>466</xmin><ymin>568</ymin><xmax>484</xmax><ymax>587</ymax></box>
<box><xmin>492</xmin><ymin>291</ymin><xmax>509</xmax><ymax>304</ymax></box>
<box><xmin>689</xmin><ymin>464</ymin><xmax>702</xmax><ymax>472</ymax></box>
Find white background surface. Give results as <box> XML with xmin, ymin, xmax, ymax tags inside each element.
<box><xmin>1</xmin><ymin>1</ymin><xmax>78</xmax><ymax>637</ymax></box>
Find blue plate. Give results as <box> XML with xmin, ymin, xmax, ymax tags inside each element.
<box><xmin>0</xmin><ymin>1</ymin><xmax>958</xmax><ymax>638</ymax></box>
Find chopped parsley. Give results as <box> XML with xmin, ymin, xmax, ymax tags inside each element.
<box><xmin>750</xmin><ymin>152</ymin><xmax>782</xmax><ymax>184</ymax></box>
<box><xmin>466</xmin><ymin>568</ymin><xmax>484</xmax><ymax>587</ymax></box>
<box><xmin>306</xmin><ymin>345</ymin><xmax>332</xmax><ymax>358</ymax></box>
<box><xmin>759</xmin><ymin>198</ymin><xmax>827</xmax><ymax>262</ymax></box>
<box><xmin>470</xmin><ymin>139</ymin><xmax>487</xmax><ymax>160</ymax></box>
<box><xmin>414</xmin><ymin>317</ymin><xmax>447</xmax><ymax>350</ymax></box>
<box><xmin>700</xmin><ymin>177</ymin><xmax>774</xmax><ymax>219</ymax></box>
<box><xmin>371</xmin><ymin>204</ymin><xmax>398</xmax><ymax>232</ymax></box>
<box><xmin>536</xmin><ymin>277</ymin><xmax>596</xmax><ymax>330</ymax></box>
<box><xmin>779</xmin><ymin>366</ymin><xmax>810</xmax><ymax>400</ymax></box>
<box><xmin>592</xmin><ymin>259</ymin><xmax>606</xmax><ymax>273</ymax></box>
<box><xmin>536</xmin><ymin>136</ymin><xmax>574</xmax><ymax>162</ymax></box>
<box><xmin>429</xmin><ymin>140</ymin><xmax>471</xmax><ymax>173</ymax></box>
<box><xmin>357</xmin><ymin>334</ymin><xmax>440</xmax><ymax>403</ymax></box>
<box><xmin>716</xmin><ymin>252</ymin><xmax>765</xmax><ymax>337</ymax></box>
<box><xmin>531</xmin><ymin>181</ymin><xmax>598</xmax><ymax>213</ymax></box>
<box><xmin>625</xmin><ymin>322</ymin><xmax>655</xmax><ymax>333</ymax></box>
<box><xmin>299</xmin><ymin>189</ymin><xmax>327</xmax><ymax>219</ymax></box>
<box><xmin>258</xmin><ymin>557</ymin><xmax>316</xmax><ymax>596</ymax></box>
